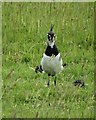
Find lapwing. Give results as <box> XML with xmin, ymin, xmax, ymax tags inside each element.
<box><xmin>35</xmin><ymin>25</ymin><xmax>66</xmax><ymax>86</ymax></box>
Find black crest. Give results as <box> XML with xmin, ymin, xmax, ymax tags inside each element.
<box><xmin>50</xmin><ymin>25</ymin><xmax>54</xmax><ymax>32</ymax></box>
<box><xmin>48</xmin><ymin>25</ymin><xmax>55</xmax><ymax>38</ymax></box>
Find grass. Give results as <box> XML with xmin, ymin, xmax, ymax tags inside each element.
<box><xmin>2</xmin><ymin>2</ymin><xmax>94</xmax><ymax>118</ymax></box>
<box><xmin>0</xmin><ymin>2</ymin><xmax>2</xmax><ymax>119</ymax></box>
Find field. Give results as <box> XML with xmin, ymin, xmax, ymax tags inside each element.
<box><xmin>2</xmin><ymin>2</ymin><xmax>94</xmax><ymax>118</ymax></box>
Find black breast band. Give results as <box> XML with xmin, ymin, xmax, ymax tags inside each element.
<box><xmin>45</xmin><ymin>45</ymin><xmax>59</xmax><ymax>56</ymax></box>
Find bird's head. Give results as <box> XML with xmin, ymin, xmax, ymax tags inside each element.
<box><xmin>47</xmin><ymin>25</ymin><xmax>55</xmax><ymax>48</ymax></box>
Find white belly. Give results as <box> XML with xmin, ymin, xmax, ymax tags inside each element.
<box><xmin>41</xmin><ymin>53</ymin><xmax>63</xmax><ymax>75</ymax></box>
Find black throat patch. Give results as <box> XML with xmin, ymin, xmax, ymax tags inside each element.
<box><xmin>45</xmin><ymin>45</ymin><xmax>59</xmax><ymax>56</ymax></box>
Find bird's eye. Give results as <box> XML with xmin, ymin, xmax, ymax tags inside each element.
<box><xmin>48</xmin><ymin>35</ymin><xmax>51</xmax><ymax>40</ymax></box>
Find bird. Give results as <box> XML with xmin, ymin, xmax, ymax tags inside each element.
<box><xmin>35</xmin><ymin>25</ymin><xmax>66</xmax><ymax>86</ymax></box>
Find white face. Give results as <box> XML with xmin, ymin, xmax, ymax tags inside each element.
<box><xmin>47</xmin><ymin>33</ymin><xmax>55</xmax><ymax>48</ymax></box>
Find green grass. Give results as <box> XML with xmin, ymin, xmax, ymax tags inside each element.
<box><xmin>2</xmin><ymin>2</ymin><xmax>94</xmax><ymax>118</ymax></box>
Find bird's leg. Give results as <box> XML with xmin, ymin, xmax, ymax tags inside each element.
<box><xmin>47</xmin><ymin>75</ymin><xmax>50</xmax><ymax>86</ymax></box>
<box><xmin>54</xmin><ymin>76</ymin><xmax>56</xmax><ymax>86</ymax></box>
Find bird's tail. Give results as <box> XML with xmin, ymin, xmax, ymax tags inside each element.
<box><xmin>35</xmin><ymin>65</ymin><xmax>44</xmax><ymax>73</ymax></box>
<box><xmin>63</xmin><ymin>63</ymin><xmax>67</xmax><ymax>67</ymax></box>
